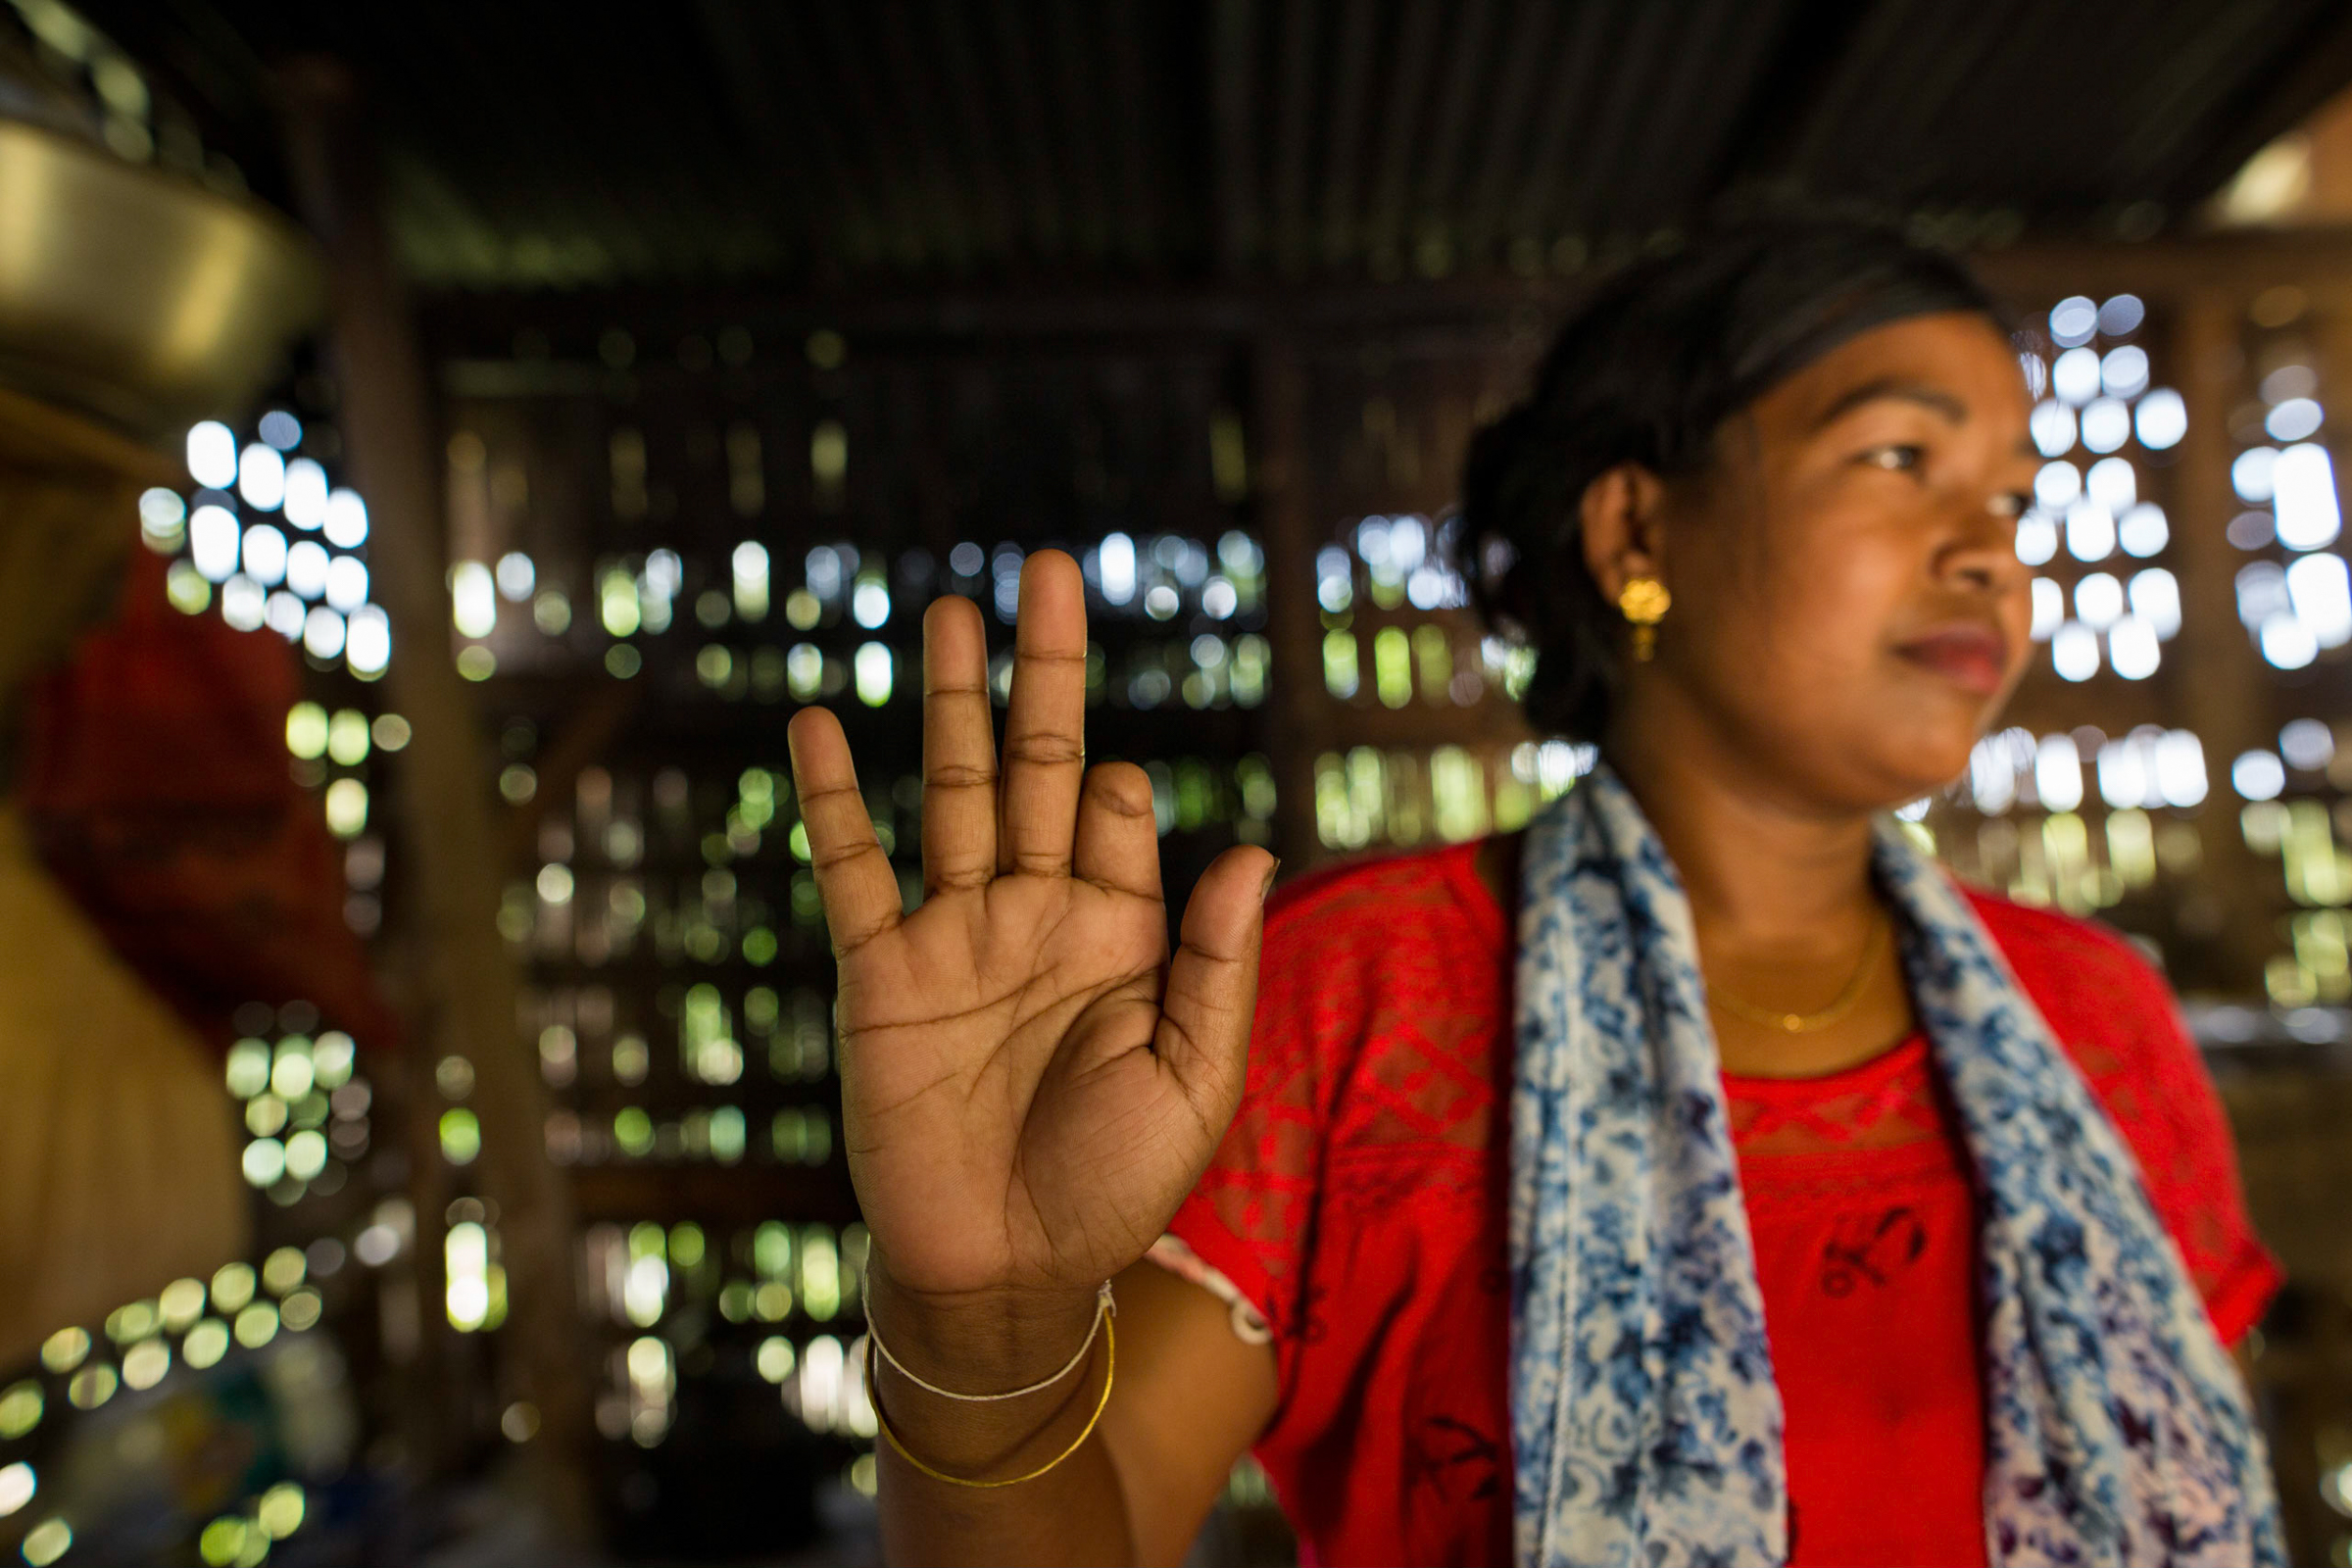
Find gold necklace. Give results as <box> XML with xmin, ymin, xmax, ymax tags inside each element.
<box><xmin>1705</xmin><ymin>911</ymin><xmax>1888</xmax><ymax>1034</ymax></box>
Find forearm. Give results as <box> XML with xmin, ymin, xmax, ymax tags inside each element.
<box><xmin>879</xmin><ymin>1419</ymin><xmax>1133</xmax><ymax>1566</ymax></box>
<box><xmin>868</xmin><ymin>1267</ymin><xmax>1140</xmax><ymax>1567</ymax></box>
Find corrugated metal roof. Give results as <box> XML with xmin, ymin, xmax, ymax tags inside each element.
<box><xmin>89</xmin><ymin>0</ymin><xmax>2352</xmax><ymax>290</ymax></box>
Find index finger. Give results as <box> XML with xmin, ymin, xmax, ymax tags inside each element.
<box><xmin>787</xmin><ymin>707</ymin><xmax>902</xmax><ymax>957</ymax></box>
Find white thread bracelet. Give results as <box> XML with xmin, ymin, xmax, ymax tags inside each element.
<box><xmin>866</xmin><ymin>1280</ymin><xmax>1114</xmax><ymax>1403</ymax></box>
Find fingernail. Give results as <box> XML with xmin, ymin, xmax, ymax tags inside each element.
<box><xmin>1260</xmin><ymin>858</ymin><xmax>1282</xmax><ymax>902</ymax></box>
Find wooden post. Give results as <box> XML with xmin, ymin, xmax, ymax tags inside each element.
<box><xmin>2170</xmin><ymin>292</ymin><xmax>2278</xmax><ymax>996</ymax></box>
<box><xmin>275</xmin><ymin>63</ymin><xmax>597</xmax><ymax>1542</ymax></box>
<box><xmin>1252</xmin><ymin>337</ymin><xmax>1326</xmax><ymax>866</ymax></box>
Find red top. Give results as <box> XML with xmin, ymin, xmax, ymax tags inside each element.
<box><xmin>1166</xmin><ymin>841</ymin><xmax>2280</xmax><ymax>1568</ymax></box>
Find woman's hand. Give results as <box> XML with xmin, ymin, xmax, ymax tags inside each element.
<box><xmin>787</xmin><ymin>550</ymin><xmax>1274</xmax><ymax>1326</ymax></box>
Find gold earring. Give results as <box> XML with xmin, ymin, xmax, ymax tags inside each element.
<box><xmin>1618</xmin><ymin>576</ymin><xmax>1670</xmax><ymax>662</ymax></box>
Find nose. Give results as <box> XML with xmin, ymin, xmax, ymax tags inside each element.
<box><xmin>1936</xmin><ymin>500</ymin><xmax>2028</xmax><ymax>597</ymax></box>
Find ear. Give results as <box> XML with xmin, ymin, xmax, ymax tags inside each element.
<box><xmin>1579</xmin><ymin>464</ymin><xmax>1671</xmax><ymax>609</ymax></box>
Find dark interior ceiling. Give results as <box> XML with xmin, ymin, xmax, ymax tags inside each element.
<box><xmin>89</xmin><ymin>0</ymin><xmax>2352</xmax><ymax>294</ymax></box>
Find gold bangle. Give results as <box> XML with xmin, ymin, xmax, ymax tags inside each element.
<box><xmin>867</xmin><ymin>1312</ymin><xmax>1115</xmax><ymax>1489</ymax></box>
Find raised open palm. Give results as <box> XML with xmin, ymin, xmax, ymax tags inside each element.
<box><xmin>786</xmin><ymin>551</ymin><xmax>1275</xmax><ymax>1305</ymax></box>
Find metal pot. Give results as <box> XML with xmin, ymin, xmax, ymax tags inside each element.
<box><xmin>0</xmin><ymin>115</ymin><xmax>324</xmax><ymax>441</ymax></box>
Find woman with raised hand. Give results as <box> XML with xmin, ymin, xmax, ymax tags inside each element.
<box><xmin>788</xmin><ymin>213</ymin><xmax>2281</xmax><ymax>1568</ymax></box>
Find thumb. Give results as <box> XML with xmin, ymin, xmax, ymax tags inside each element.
<box><xmin>1156</xmin><ymin>845</ymin><xmax>1278</xmax><ymax>1127</ymax></box>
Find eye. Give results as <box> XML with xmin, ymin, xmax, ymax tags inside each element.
<box><xmin>1987</xmin><ymin>491</ymin><xmax>2032</xmax><ymax>519</ymax></box>
<box><xmin>1861</xmin><ymin>444</ymin><xmax>1925</xmax><ymax>472</ymax></box>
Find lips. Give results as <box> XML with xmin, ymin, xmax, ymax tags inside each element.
<box><xmin>1895</xmin><ymin>623</ymin><xmax>2011</xmax><ymax>696</ymax></box>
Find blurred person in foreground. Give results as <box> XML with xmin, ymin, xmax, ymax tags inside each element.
<box><xmin>788</xmin><ymin>214</ymin><xmax>2282</xmax><ymax>1568</ymax></box>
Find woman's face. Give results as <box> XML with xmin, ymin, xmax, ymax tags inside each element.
<box><xmin>1627</xmin><ymin>312</ymin><xmax>2039</xmax><ymax>811</ymax></box>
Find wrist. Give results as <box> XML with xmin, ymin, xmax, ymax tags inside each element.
<box><xmin>865</xmin><ymin>1260</ymin><xmax>1105</xmax><ymax>1396</ymax></box>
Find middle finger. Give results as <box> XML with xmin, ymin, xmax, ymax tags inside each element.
<box><xmin>998</xmin><ymin>550</ymin><xmax>1089</xmax><ymax>877</ymax></box>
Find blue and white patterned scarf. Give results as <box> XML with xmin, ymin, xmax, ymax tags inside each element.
<box><xmin>1508</xmin><ymin>767</ymin><xmax>2281</xmax><ymax>1568</ymax></box>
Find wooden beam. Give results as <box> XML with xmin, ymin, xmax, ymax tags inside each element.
<box><xmin>1701</xmin><ymin>0</ymin><xmax>1878</xmax><ymax>194</ymax></box>
<box><xmin>1315</xmin><ymin>0</ymin><xmax>1380</xmax><ymax>269</ymax></box>
<box><xmin>1454</xmin><ymin>0</ymin><xmax>1557</xmax><ymax>266</ymax></box>
<box><xmin>685</xmin><ymin>0</ymin><xmax>832</xmax><ymax>267</ymax></box>
<box><xmin>1358</xmin><ymin>0</ymin><xmax>1444</xmax><ymax>269</ymax></box>
<box><xmin>1294</xmin><ymin>695</ymin><xmax>1532</xmax><ymax>755</ymax></box>
<box><xmin>1251</xmin><ymin>336</ymin><xmax>1321</xmax><ymax>865</ymax></box>
<box><xmin>278</xmin><ymin>61</ymin><xmax>599</xmax><ymax>1545</ymax></box>
<box><xmin>931</xmin><ymin>0</ymin><xmax>1022</xmax><ymax>268</ymax></box>
<box><xmin>1975</xmin><ymin>226</ymin><xmax>2352</xmax><ymax>308</ymax></box>
<box><xmin>1208</xmin><ymin>0</ymin><xmax>1260</xmax><ymax>276</ymax></box>
<box><xmin>1266</xmin><ymin>0</ymin><xmax>1316</xmax><ymax>276</ymax></box>
<box><xmin>1500</xmin><ymin>2</ymin><xmax>1616</xmax><ymax>249</ymax></box>
<box><xmin>876</xmin><ymin>0</ymin><xmax>973</xmax><ymax>275</ymax></box>
<box><xmin>1047</xmin><ymin>0</ymin><xmax>1114</xmax><ymax>263</ymax></box>
<box><xmin>567</xmin><ymin>1164</ymin><xmax>858</xmax><ymax>1230</ymax></box>
<box><xmin>2167</xmin><ymin>292</ymin><xmax>2279</xmax><ymax>996</ymax></box>
<box><xmin>2165</xmin><ymin>3</ymin><xmax>2352</xmax><ymax>214</ymax></box>
<box><xmin>1106</xmin><ymin>0</ymin><xmax>1160</xmax><ymax>268</ymax></box>
<box><xmin>1408</xmin><ymin>0</ymin><xmax>1497</xmax><ymax>257</ymax></box>
<box><xmin>986</xmin><ymin>0</ymin><xmax>1069</xmax><ymax>265</ymax></box>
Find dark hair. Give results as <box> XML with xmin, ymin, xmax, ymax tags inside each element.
<box><xmin>1452</xmin><ymin>212</ymin><xmax>2008</xmax><ymax>742</ymax></box>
